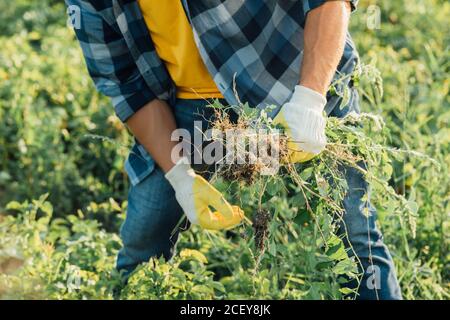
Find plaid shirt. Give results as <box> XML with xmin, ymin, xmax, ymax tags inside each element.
<box><xmin>67</xmin><ymin>0</ymin><xmax>359</xmax><ymax>185</ymax></box>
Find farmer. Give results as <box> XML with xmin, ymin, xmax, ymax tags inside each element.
<box><xmin>66</xmin><ymin>0</ymin><xmax>402</xmax><ymax>299</ymax></box>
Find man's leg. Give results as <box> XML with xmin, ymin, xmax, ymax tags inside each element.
<box><xmin>329</xmin><ymin>88</ymin><xmax>402</xmax><ymax>299</ymax></box>
<box><xmin>116</xmin><ymin>167</ymin><xmax>184</xmax><ymax>277</ymax></box>
<box><xmin>338</xmin><ymin>164</ymin><xmax>402</xmax><ymax>300</ymax></box>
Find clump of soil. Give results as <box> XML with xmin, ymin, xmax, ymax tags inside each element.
<box><xmin>210</xmin><ymin>108</ymin><xmax>290</xmax><ymax>185</ymax></box>
<box><xmin>218</xmin><ymin>162</ymin><xmax>265</xmax><ymax>185</ymax></box>
<box><xmin>252</xmin><ymin>209</ymin><xmax>271</xmax><ymax>253</ymax></box>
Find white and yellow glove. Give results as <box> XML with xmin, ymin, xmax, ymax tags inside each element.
<box><xmin>165</xmin><ymin>157</ymin><xmax>244</xmax><ymax>230</ymax></box>
<box><xmin>273</xmin><ymin>85</ymin><xmax>327</xmax><ymax>163</ymax></box>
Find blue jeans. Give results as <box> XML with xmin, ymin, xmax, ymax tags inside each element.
<box><xmin>116</xmin><ymin>97</ymin><xmax>402</xmax><ymax>300</ymax></box>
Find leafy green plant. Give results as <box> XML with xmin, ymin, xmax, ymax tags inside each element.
<box><xmin>0</xmin><ymin>0</ymin><xmax>448</xmax><ymax>300</ymax></box>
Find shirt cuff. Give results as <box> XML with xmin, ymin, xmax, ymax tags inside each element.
<box><xmin>112</xmin><ymin>89</ymin><xmax>157</xmax><ymax>123</ymax></box>
<box><xmin>303</xmin><ymin>0</ymin><xmax>358</xmax><ymax>15</ymax></box>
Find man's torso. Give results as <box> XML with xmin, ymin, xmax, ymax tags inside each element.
<box><xmin>71</xmin><ymin>0</ymin><xmax>360</xmax><ymax>185</ymax></box>
<box><xmin>137</xmin><ymin>0</ymin><xmax>223</xmax><ymax>99</ymax></box>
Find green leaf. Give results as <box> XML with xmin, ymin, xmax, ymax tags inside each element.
<box><xmin>6</xmin><ymin>201</ymin><xmax>24</xmax><ymax>211</ymax></box>
<box><xmin>268</xmin><ymin>240</ymin><xmax>277</xmax><ymax>256</ymax></box>
<box><xmin>179</xmin><ymin>249</ymin><xmax>208</xmax><ymax>264</ymax></box>
<box><xmin>339</xmin><ymin>287</ymin><xmax>356</xmax><ymax>295</ymax></box>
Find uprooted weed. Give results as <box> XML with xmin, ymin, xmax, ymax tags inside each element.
<box><xmin>204</xmin><ymin>99</ymin><xmax>436</xmax><ymax>278</ymax></box>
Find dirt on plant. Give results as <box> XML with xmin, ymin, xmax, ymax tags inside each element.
<box><xmin>252</xmin><ymin>209</ymin><xmax>271</xmax><ymax>253</ymax></box>
<box><xmin>211</xmin><ymin>108</ymin><xmax>290</xmax><ymax>185</ymax></box>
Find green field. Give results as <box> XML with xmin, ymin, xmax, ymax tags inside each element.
<box><xmin>0</xmin><ymin>0</ymin><xmax>448</xmax><ymax>299</ymax></box>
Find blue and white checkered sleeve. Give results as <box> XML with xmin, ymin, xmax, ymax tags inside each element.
<box><xmin>66</xmin><ymin>0</ymin><xmax>156</xmax><ymax>123</ymax></box>
<box><xmin>302</xmin><ymin>0</ymin><xmax>359</xmax><ymax>14</ymax></box>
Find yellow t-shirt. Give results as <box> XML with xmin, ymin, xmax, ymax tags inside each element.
<box><xmin>138</xmin><ymin>0</ymin><xmax>223</xmax><ymax>99</ymax></box>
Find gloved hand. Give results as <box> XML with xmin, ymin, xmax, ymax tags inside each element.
<box><xmin>273</xmin><ymin>85</ymin><xmax>327</xmax><ymax>163</ymax></box>
<box><xmin>165</xmin><ymin>157</ymin><xmax>244</xmax><ymax>230</ymax></box>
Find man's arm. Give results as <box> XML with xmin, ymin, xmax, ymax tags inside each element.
<box><xmin>300</xmin><ymin>1</ymin><xmax>352</xmax><ymax>96</ymax></box>
<box><xmin>274</xmin><ymin>1</ymin><xmax>353</xmax><ymax>161</ymax></box>
<box><xmin>126</xmin><ymin>99</ymin><xmax>180</xmax><ymax>173</ymax></box>
<box><xmin>67</xmin><ymin>0</ymin><xmax>179</xmax><ymax>172</ymax></box>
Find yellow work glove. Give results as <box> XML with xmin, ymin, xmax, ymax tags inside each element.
<box><xmin>273</xmin><ymin>85</ymin><xmax>327</xmax><ymax>163</ymax></box>
<box><xmin>165</xmin><ymin>157</ymin><xmax>244</xmax><ymax>230</ymax></box>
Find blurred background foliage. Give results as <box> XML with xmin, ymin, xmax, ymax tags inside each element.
<box><xmin>0</xmin><ymin>0</ymin><xmax>448</xmax><ymax>299</ymax></box>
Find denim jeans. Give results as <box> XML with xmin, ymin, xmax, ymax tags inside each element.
<box><xmin>116</xmin><ymin>97</ymin><xmax>402</xmax><ymax>300</ymax></box>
